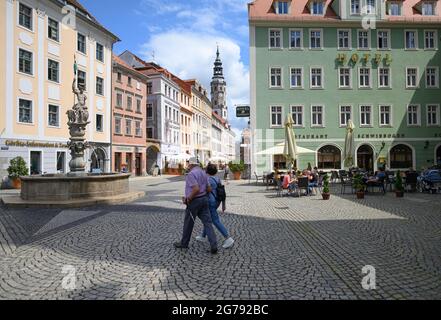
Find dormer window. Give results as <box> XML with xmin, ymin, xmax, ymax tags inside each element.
<box><xmin>365</xmin><ymin>0</ymin><xmax>376</xmax><ymax>15</ymax></box>
<box><xmin>311</xmin><ymin>1</ymin><xmax>324</xmax><ymax>15</ymax></box>
<box><xmin>422</xmin><ymin>2</ymin><xmax>436</xmax><ymax>15</ymax></box>
<box><xmin>351</xmin><ymin>0</ymin><xmax>361</xmax><ymax>15</ymax></box>
<box><xmin>388</xmin><ymin>2</ymin><xmax>402</xmax><ymax>16</ymax></box>
<box><xmin>276</xmin><ymin>1</ymin><xmax>289</xmax><ymax>14</ymax></box>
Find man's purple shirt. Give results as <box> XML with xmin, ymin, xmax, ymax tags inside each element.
<box><xmin>185</xmin><ymin>166</ymin><xmax>209</xmax><ymax>198</ymax></box>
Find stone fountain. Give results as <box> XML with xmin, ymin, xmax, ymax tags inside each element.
<box><xmin>1</xmin><ymin>78</ymin><xmax>144</xmax><ymax>208</ymax></box>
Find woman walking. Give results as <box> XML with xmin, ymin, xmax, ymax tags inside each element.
<box><xmin>196</xmin><ymin>164</ymin><xmax>235</xmax><ymax>249</ymax></box>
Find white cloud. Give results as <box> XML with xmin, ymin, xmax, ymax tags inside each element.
<box><xmin>140</xmin><ymin>30</ymin><xmax>249</xmax><ymax>137</ymax></box>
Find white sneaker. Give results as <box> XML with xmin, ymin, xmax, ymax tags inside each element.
<box><xmin>222</xmin><ymin>237</ymin><xmax>235</xmax><ymax>249</ymax></box>
<box><xmin>195</xmin><ymin>235</ymin><xmax>206</xmax><ymax>242</ymax></box>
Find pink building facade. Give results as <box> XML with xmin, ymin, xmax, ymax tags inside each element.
<box><xmin>112</xmin><ymin>55</ymin><xmax>148</xmax><ymax>176</ymax></box>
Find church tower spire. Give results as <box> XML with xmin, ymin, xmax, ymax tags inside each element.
<box><xmin>211</xmin><ymin>46</ymin><xmax>228</xmax><ymax>120</ymax></box>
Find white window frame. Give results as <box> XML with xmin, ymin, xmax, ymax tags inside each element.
<box><xmin>309</xmin><ymin>29</ymin><xmax>323</xmax><ymax>50</ymax></box>
<box><xmin>310</xmin><ymin>66</ymin><xmax>324</xmax><ymax>89</ymax></box>
<box><xmin>47</xmin><ymin>58</ymin><xmax>60</xmax><ymax>84</ymax></box>
<box><xmin>378</xmin><ymin>67</ymin><xmax>391</xmax><ymax>89</ymax></box>
<box><xmin>426</xmin><ymin>66</ymin><xmax>439</xmax><ymax>88</ymax></box>
<box><xmin>47</xmin><ymin>103</ymin><xmax>60</xmax><ymax>128</ymax></box>
<box><xmin>406</xmin><ymin>67</ymin><xmax>419</xmax><ymax>89</ymax></box>
<box><xmin>311</xmin><ymin>105</ymin><xmax>325</xmax><ymax>127</ymax></box>
<box><xmin>290</xmin><ymin>66</ymin><xmax>304</xmax><ymax>89</ymax></box>
<box><xmin>337</xmin><ymin>29</ymin><xmax>352</xmax><ymax>50</ymax></box>
<box><xmin>289</xmin><ymin>28</ymin><xmax>303</xmax><ymax>50</ymax></box>
<box><xmin>379</xmin><ymin>104</ymin><xmax>393</xmax><ymax>127</ymax></box>
<box><xmin>269</xmin><ymin>66</ymin><xmax>283</xmax><ymax>89</ymax></box>
<box><xmin>17</xmin><ymin>1</ymin><xmax>34</xmax><ymax>32</ymax></box>
<box><xmin>310</xmin><ymin>0</ymin><xmax>325</xmax><ymax>15</ymax></box>
<box><xmin>77</xmin><ymin>32</ymin><xmax>87</xmax><ymax>55</ymax></box>
<box><xmin>270</xmin><ymin>105</ymin><xmax>284</xmax><ymax>128</ymax></box>
<box><xmin>96</xmin><ymin>76</ymin><xmax>104</xmax><ymax>96</ymax></box>
<box><xmin>357</xmin><ymin>29</ymin><xmax>371</xmax><ymax>50</ymax></box>
<box><xmin>291</xmin><ymin>105</ymin><xmax>304</xmax><ymax>127</ymax></box>
<box><xmin>268</xmin><ymin>28</ymin><xmax>283</xmax><ymax>49</ymax></box>
<box><xmin>114</xmin><ymin>116</ymin><xmax>122</xmax><ymax>134</ymax></box>
<box><xmin>407</xmin><ymin>104</ymin><xmax>421</xmax><ymax>126</ymax></box>
<box><xmin>388</xmin><ymin>2</ymin><xmax>402</xmax><ymax>16</ymax></box>
<box><xmin>404</xmin><ymin>30</ymin><xmax>418</xmax><ymax>50</ymax></box>
<box><xmin>358</xmin><ymin>67</ymin><xmax>372</xmax><ymax>88</ymax></box>
<box><xmin>359</xmin><ymin>104</ymin><xmax>373</xmax><ymax>127</ymax></box>
<box><xmin>276</xmin><ymin>1</ymin><xmax>290</xmax><ymax>14</ymax></box>
<box><xmin>351</xmin><ymin>0</ymin><xmax>361</xmax><ymax>15</ymax></box>
<box><xmin>422</xmin><ymin>1</ymin><xmax>436</xmax><ymax>16</ymax></box>
<box><xmin>426</xmin><ymin>104</ymin><xmax>440</xmax><ymax>126</ymax></box>
<box><xmin>377</xmin><ymin>29</ymin><xmax>391</xmax><ymax>50</ymax></box>
<box><xmin>339</xmin><ymin>105</ymin><xmax>352</xmax><ymax>127</ymax></box>
<box><xmin>424</xmin><ymin>30</ymin><xmax>438</xmax><ymax>50</ymax></box>
<box><xmin>17</xmin><ymin>47</ymin><xmax>34</xmax><ymax>77</ymax></box>
<box><xmin>95</xmin><ymin>113</ymin><xmax>104</xmax><ymax>132</ymax></box>
<box><xmin>47</xmin><ymin>16</ymin><xmax>60</xmax><ymax>43</ymax></box>
<box><xmin>338</xmin><ymin>67</ymin><xmax>352</xmax><ymax>89</ymax></box>
<box><xmin>17</xmin><ymin>97</ymin><xmax>34</xmax><ymax>125</ymax></box>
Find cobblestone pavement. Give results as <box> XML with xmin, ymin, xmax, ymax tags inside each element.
<box><xmin>0</xmin><ymin>176</ymin><xmax>441</xmax><ymax>300</ymax></box>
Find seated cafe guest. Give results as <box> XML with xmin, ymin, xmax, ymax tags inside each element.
<box><xmin>366</xmin><ymin>167</ymin><xmax>386</xmax><ymax>183</ymax></box>
<box><xmin>283</xmin><ymin>171</ymin><xmax>298</xmax><ymax>193</ymax></box>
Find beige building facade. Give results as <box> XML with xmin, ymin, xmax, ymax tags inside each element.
<box><xmin>0</xmin><ymin>0</ymin><xmax>118</xmax><ymax>178</ymax></box>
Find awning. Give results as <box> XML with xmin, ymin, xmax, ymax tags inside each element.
<box><xmin>256</xmin><ymin>143</ymin><xmax>315</xmax><ymax>156</ymax></box>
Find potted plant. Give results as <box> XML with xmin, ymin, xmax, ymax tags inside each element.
<box><xmin>395</xmin><ymin>170</ymin><xmax>405</xmax><ymax>198</ymax></box>
<box><xmin>322</xmin><ymin>174</ymin><xmax>330</xmax><ymax>200</ymax></box>
<box><xmin>353</xmin><ymin>173</ymin><xmax>366</xmax><ymax>199</ymax></box>
<box><xmin>229</xmin><ymin>161</ymin><xmax>245</xmax><ymax>180</ymax></box>
<box><xmin>7</xmin><ymin>156</ymin><xmax>28</xmax><ymax>189</ymax></box>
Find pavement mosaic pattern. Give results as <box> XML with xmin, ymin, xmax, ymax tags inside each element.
<box><xmin>0</xmin><ymin>176</ymin><xmax>440</xmax><ymax>300</ymax></box>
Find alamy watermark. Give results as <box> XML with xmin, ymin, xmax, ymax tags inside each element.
<box><xmin>61</xmin><ymin>265</ymin><xmax>77</xmax><ymax>290</ymax></box>
<box><xmin>361</xmin><ymin>265</ymin><xmax>376</xmax><ymax>290</ymax></box>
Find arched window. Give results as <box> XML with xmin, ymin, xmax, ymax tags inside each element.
<box><xmin>390</xmin><ymin>144</ymin><xmax>413</xmax><ymax>169</ymax></box>
<box><xmin>318</xmin><ymin>145</ymin><xmax>341</xmax><ymax>169</ymax></box>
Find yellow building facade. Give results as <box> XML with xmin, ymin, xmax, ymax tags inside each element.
<box><xmin>0</xmin><ymin>0</ymin><xmax>118</xmax><ymax>179</ymax></box>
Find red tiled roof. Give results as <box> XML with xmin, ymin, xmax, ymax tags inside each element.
<box><xmin>112</xmin><ymin>54</ymin><xmax>148</xmax><ymax>79</ymax></box>
<box><xmin>249</xmin><ymin>0</ymin><xmax>339</xmax><ymax>21</ymax></box>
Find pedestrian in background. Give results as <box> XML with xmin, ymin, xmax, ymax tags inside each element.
<box><xmin>174</xmin><ymin>157</ymin><xmax>218</xmax><ymax>254</ymax></box>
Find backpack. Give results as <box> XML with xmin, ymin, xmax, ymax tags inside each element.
<box><xmin>210</xmin><ymin>177</ymin><xmax>226</xmax><ymax>206</ymax></box>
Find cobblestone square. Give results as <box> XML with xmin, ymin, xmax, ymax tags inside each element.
<box><xmin>1</xmin><ymin>176</ymin><xmax>440</xmax><ymax>300</ymax></box>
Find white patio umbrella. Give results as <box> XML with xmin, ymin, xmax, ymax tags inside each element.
<box><xmin>256</xmin><ymin>144</ymin><xmax>314</xmax><ymax>156</ymax></box>
<box><xmin>283</xmin><ymin>114</ymin><xmax>297</xmax><ymax>169</ymax></box>
<box><xmin>343</xmin><ymin>119</ymin><xmax>355</xmax><ymax>168</ymax></box>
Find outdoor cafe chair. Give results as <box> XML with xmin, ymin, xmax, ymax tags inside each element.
<box><xmin>297</xmin><ymin>177</ymin><xmax>310</xmax><ymax>196</ymax></box>
<box><xmin>254</xmin><ymin>172</ymin><xmax>263</xmax><ymax>186</ymax></box>
<box><xmin>366</xmin><ymin>176</ymin><xmax>386</xmax><ymax>194</ymax></box>
<box><xmin>405</xmin><ymin>172</ymin><xmax>419</xmax><ymax>192</ymax></box>
<box><xmin>340</xmin><ymin>176</ymin><xmax>354</xmax><ymax>194</ymax></box>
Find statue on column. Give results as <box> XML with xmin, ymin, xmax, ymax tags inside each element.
<box><xmin>67</xmin><ymin>58</ymin><xmax>90</xmax><ymax>175</ymax></box>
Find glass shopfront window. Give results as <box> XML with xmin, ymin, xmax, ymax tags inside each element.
<box><xmin>390</xmin><ymin>144</ymin><xmax>413</xmax><ymax>169</ymax></box>
<box><xmin>318</xmin><ymin>145</ymin><xmax>342</xmax><ymax>169</ymax></box>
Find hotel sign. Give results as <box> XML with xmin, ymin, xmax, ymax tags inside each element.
<box><xmin>236</xmin><ymin>105</ymin><xmax>250</xmax><ymax>118</ymax></box>
<box><xmin>5</xmin><ymin>140</ymin><xmax>68</xmax><ymax>148</ymax></box>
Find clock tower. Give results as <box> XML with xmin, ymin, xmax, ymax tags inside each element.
<box><xmin>211</xmin><ymin>46</ymin><xmax>228</xmax><ymax>121</ymax></box>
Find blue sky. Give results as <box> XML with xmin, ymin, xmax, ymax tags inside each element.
<box><xmin>82</xmin><ymin>0</ymin><xmax>250</xmax><ymax>137</ymax></box>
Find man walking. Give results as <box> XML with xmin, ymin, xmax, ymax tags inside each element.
<box><xmin>174</xmin><ymin>157</ymin><xmax>218</xmax><ymax>254</ymax></box>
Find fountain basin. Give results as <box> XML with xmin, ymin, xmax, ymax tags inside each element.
<box><xmin>21</xmin><ymin>173</ymin><xmax>131</xmax><ymax>201</ymax></box>
<box><xmin>0</xmin><ymin>173</ymin><xmax>145</xmax><ymax>208</ymax></box>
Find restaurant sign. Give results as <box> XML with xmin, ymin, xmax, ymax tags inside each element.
<box><xmin>5</xmin><ymin>140</ymin><xmax>68</xmax><ymax>148</ymax></box>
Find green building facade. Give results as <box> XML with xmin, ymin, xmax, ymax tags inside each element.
<box><xmin>249</xmin><ymin>0</ymin><xmax>441</xmax><ymax>174</ymax></box>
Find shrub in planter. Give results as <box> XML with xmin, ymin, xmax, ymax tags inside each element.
<box><xmin>322</xmin><ymin>174</ymin><xmax>330</xmax><ymax>200</ymax></box>
<box><xmin>353</xmin><ymin>173</ymin><xmax>366</xmax><ymax>199</ymax></box>
<box><xmin>395</xmin><ymin>171</ymin><xmax>405</xmax><ymax>198</ymax></box>
<box><xmin>7</xmin><ymin>156</ymin><xmax>28</xmax><ymax>189</ymax></box>
<box><xmin>229</xmin><ymin>161</ymin><xmax>245</xmax><ymax>180</ymax></box>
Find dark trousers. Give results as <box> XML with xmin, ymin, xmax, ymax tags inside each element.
<box><xmin>181</xmin><ymin>196</ymin><xmax>218</xmax><ymax>249</ymax></box>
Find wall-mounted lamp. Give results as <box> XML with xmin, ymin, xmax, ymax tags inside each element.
<box><xmin>424</xmin><ymin>141</ymin><xmax>429</xmax><ymax>149</ymax></box>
